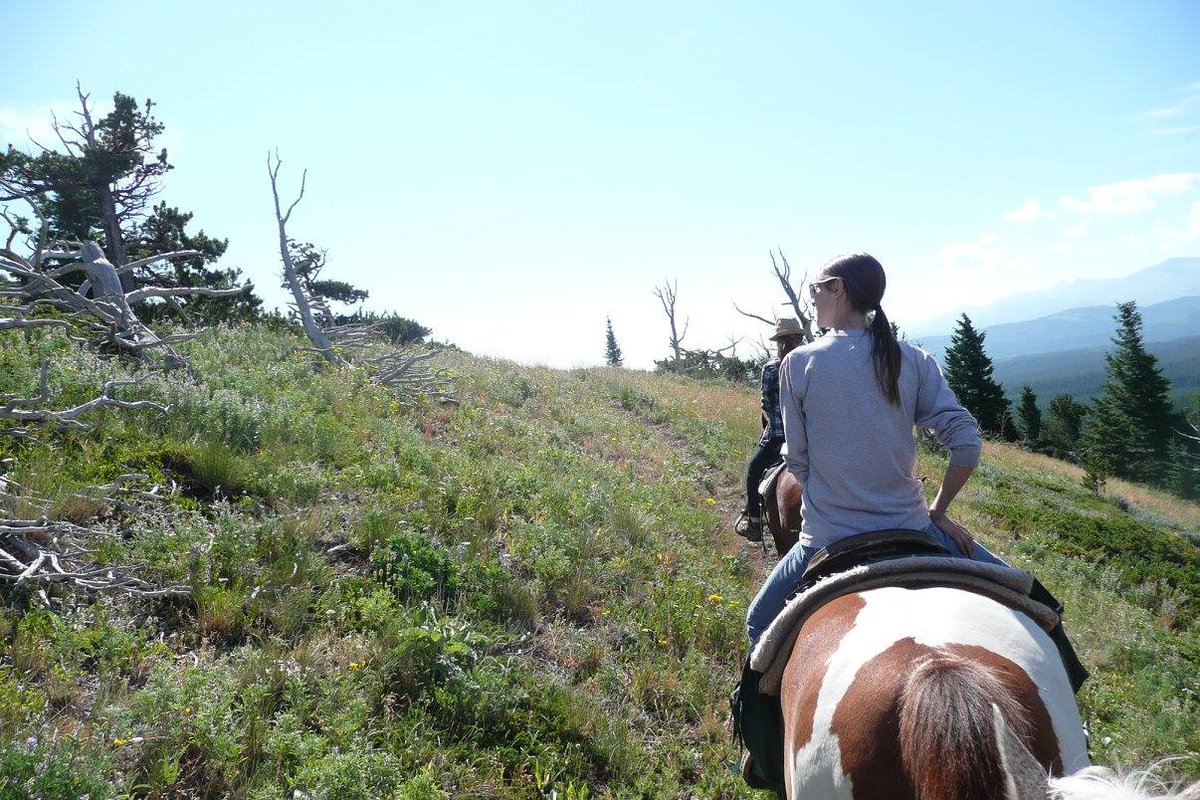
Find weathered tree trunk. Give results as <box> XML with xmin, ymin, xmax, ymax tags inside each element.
<box><xmin>95</xmin><ymin>183</ymin><xmax>135</xmax><ymax>292</ymax></box>
<box><xmin>267</xmin><ymin>152</ymin><xmax>339</xmax><ymax>365</ymax></box>
<box><xmin>653</xmin><ymin>278</ymin><xmax>688</xmax><ymax>361</ymax></box>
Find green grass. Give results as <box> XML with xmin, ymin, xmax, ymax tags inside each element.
<box><xmin>1</xmin><ymin>322</ymin><xmax>1197</xmax><ymax>795</ymax></box>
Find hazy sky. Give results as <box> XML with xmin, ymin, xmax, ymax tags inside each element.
<box><xmin>3</xmin><ymin>1</ymin><xmax>1198</xmax><ymax>368</ymax></box>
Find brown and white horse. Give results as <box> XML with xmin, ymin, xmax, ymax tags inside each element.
<box><xmin>778</xmin><ymin>585</ymin><xmax>1198</xmax><ymax>800</ymax></box>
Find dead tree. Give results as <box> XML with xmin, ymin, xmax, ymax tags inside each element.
<box><xmin>268</xmin><ymin>152</ymin><xmax>339</xmax><ymax>365</ymax></box>
<box><xmin>0</xmin><ymin>470</ymin><xmax>188</xmax><ymax>603</ymax></box>
<box><xmin>1</xmin><ymin>359</ymin><xmax>168</xmax><ymax>440</ymax></box>
<box><xmin>733</xmin><ymin>249</ymin><xmax>817</xmax><ymax>344</ymax></box>
<box><xmin>653</xmin><ymin>278</ymin><xmax>689</xmax><ymax>362</ymax></box>
<box><xmin>267</xmin><ymin>153</ymin><xmax>445</xmax><ymax>394</ymax></box>
<box><xmin>1</xmin><ymin>190</ymin><xmax>250</xmax><ymax>369</ymax></box>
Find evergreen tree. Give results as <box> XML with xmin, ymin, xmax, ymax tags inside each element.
<box><xmin>334</xmin><ymin>310</ymin><xmax>430</xmax><ymax>345</ymax></box>
<box><xmin>1167</xmin><ymin>441</ymin><xmax>1198</xmax><ymax>500</ymax></box>
<box><xmin>282</xmin><ymin>240</ymin><xmax>369</xmax><ymax>322</ymax></box>
<box><xmin>942</xmin><ymin>314</ymin><xmax>1015</xmax><ymax>440</ymax></box>
<box><xmin>0</xmin><ymin>86</ymin><xmax>259</xmax><ymax>320</ymax></box>
<box><xmin>1042</xmin><ymin>394</ymin><xmax>1088</xmax><ymax>459</ymax></box>
<box><xmin>1017</xmin><ymin>385</ymin><xmax>1041</xmax><ymax>445</ymax></box>
<box><xmin>1081</xmin><ymin>301</ymin><xmax>1175</xmax><ymax>484</ymax></box>
<box><xmin>134</xmin><ymin>203</ymin><xmax>261</xmax><ymax>322</ymax></box>
<box><xmin>605</xmin><ymin>317</ymin><xmax>624</xmax><ymax>367</ymax></box>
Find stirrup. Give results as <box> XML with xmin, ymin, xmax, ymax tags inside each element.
<box><xmin>735</xmin><ymin>513</ymin><xmax>763</xmax><ymax>542</ymax></box>
<box><xmin>740</xmin><ymin>753</ymin><xmax>774</xmax><ymax>791</ymax></box>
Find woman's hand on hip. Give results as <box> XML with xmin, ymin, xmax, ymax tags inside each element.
<box><xmin>930</xmin><ymin>509</ymin><xmax>976</xmax><ymax>558</ymax></box>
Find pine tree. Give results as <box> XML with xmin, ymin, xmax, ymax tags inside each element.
<box><xmin>942</xmin><ymin>314</ymin><xmax>1014</xmax><ymax>439</ymax></box>
<box><xmin>605</xmin><ymin>317</ymin><xmax>623</xmax><ymax>367</ymax></box>
<box><xmin>1017</xmin><ymin>385</ymin><xmax>1041</xmax><ymax>445</ymax></box>
<box><xmin>1167</xmin><ymin>441</ymin><xmax>1198</xmax><ymax>500</ymax></box>
<box><xmin>1082</xmin><ymin>301</ymin><xmax>1175</xmax><ymax>484</ymax></box>
<box><xmin>1042</xmin><ymin>394</ymin><xmax>1088</xmax><ymax>459</ymax></box>
<box><xmin>1</xmin><ymin>86</ymin><xmax>259</xmax><ymax>320</ymax></box>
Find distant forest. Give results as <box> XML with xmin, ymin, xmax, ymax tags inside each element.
<box><xmin>993</xmin><ymin>334</ymin><xmax>1200</xmax><ymax>410</ymax></box>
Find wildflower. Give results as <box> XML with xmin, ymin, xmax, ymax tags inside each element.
<box><xmin>707</xmin><ymin>593</ymin><xmax>724</xmax><ymax>604</ymax></box>
<box><xmin>705</xmin><ymin>497</ymin><xmax>716</xmax><ymax>506</ymax></box>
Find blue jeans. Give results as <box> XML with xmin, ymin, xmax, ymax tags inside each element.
<box><xmin>745</xmin><ymin>522</ymin><xmax>1008</xmax><ymax>646</ymax></box>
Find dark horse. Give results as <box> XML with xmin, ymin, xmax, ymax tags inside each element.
<box><xmin>762</xmin><ymin>466</ymin><xmax>802</xmax><ymax>557</ymax></box>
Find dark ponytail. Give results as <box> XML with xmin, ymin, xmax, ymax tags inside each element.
<box><xmin>821</xmin><ymin>253</ymin><xmax>902</xmax><ymax>406</ymax></box>
<box><xmin>870</xmin><ymin>305</ymin><xmax>902</xmax><ymax>406</ymax></box>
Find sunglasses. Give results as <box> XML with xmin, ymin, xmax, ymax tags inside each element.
<box><xmin>807</xmin><ymin>277</ymin><xmax>839</xmax><ymax>300</ymax></box>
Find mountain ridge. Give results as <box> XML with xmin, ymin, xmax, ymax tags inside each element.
<box><xmin>914</xmin><ymin>294</ymin><xmax>1200</xmax><ymax>364</ymax></box>
<box><xmin>911</xmin><ymin>256</ymin><xmax>1200</xmax><ymax>337</ymax></box>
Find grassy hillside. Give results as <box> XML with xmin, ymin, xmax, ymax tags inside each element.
<box><xmin>1</xmin><ymin>323</ymin><xmax>1197</xmax><ymax>798</ymax></box>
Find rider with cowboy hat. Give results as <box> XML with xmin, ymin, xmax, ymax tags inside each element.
<box><xmin>736</xmin><ymin>317</ymin><xmax>806</xmax><ymax>540</ymax></box>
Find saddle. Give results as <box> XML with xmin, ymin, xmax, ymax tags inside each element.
<box><xmin>751</xmin><ymin>535</ymin><xmax>1061</xmax><ymax>694</ymax></box>
<box><xmin>757</xmin><ymin>460</ymin><xmax>788</xmax><ymax>507</ymax></box>
<box><xmin>800</xmin><ymin>528</ymin><xmax>951</xmax><ymax>588</ymax></box>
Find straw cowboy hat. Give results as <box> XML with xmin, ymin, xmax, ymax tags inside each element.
<box><xmin>769</xmin><ymin>317</ymin><xmax>804</xmax><ymax>341</ymax></box>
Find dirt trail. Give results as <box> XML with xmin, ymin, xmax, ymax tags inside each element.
<box><xmin>603</xmin><ymin>394</ymin><xmax>780</xmax><ymax>587</ymax></box>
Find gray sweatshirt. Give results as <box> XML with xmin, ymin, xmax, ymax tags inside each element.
<box><xmin>779</xmin><ymin>329</ymin><xmax>982</xmax><ymax>550</ymax></box>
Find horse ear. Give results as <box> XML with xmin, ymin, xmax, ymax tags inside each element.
<box><xmin>993</xmin><ymin>704</ymin><xmax>1049</xmax><ymax>800</ymax></box>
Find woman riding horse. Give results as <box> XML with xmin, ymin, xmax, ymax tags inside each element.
<box><xmin>738</xmin><ymin>253</ymin><xmax>1093</xmax><ymax>796</ymax></box>
<box><xmin>746</xmin><ymin>252</ymin><xmax>1008</xmax><ymax>646</ymax></box>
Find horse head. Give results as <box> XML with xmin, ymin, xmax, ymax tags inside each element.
<box><xmin>996</xmin><ymin>708</ymin><xmax>1200</xmax><ymax>800</ymax></box>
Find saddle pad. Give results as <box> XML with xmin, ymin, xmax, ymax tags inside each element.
<box><xmin>750</xmin><ymin>557</ymin><xmax>1060</xmax><ymax>695</ymax></box>
<box><xmin>758</xmin><ymin>461</ymin><xmax>788</xmax><ymax>499</ymax></box>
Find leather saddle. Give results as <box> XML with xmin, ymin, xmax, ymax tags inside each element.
<box><xmin>799</xmin><ymin>528</ymin><xmax>951</xmax><ymax>591</ymax></box>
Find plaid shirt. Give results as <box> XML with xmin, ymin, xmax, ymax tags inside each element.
<box><xmin>759</xmin><ymin>359</ymin><xmax>785</xmax><ymax>442</ymax></box>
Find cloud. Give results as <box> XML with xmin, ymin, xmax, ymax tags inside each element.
<box><xmin>1059</xmin><ymin>172</ymin><xmax>1200</xmax><ymax>216</ymax></box>
<box><xmin>1002</xmin><ymin>200</ymin><xmax>1042</xmax><ymax>224</ymax></box>
<box><xmin>0</xmin><ymin>103</ymin><xmax>72</xmax><ymax>149</ymax></box>
<box><xmin>1060</xmin><ymin>221</ymin><xmax>1088</xmax><ymax>239</ymax></box>
<box><xmin>940</xmin><ymin>232</ymin><xmax>1002</xmax><ymax>267</ymax></box>
<box><xmin>0</xmin><ymin>98</ymin><xmax>115</xmax><ymax>152</ymax></box>
<box><xmin>1135</xmin><ymin>80</ymin><xmax>1200</xmax><ymax>137</ymax></box>
<box><xmin>1188</xmin><ymin>201</ymin><xmax>1200</xmax><ymax>241</ymax></box>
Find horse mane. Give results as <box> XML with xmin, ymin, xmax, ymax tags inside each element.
<box><xmin>899</xmin><ymin>650</ymin><xmax>1031</xmax><ymax>800</ymax></box>
<box><xmin>1049</xmin><ymin>765</ymin><xmax>1200</xmax><ymax>800</ymax></box>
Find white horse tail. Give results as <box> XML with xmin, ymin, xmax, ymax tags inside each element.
<box><xmin>899</xmin><ymin>650</ymin><xmax>1031</xmax><ymax>800</ymax></box>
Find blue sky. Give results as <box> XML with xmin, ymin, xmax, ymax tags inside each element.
<box><xmin>3</xmin><ymin>1</ymin><xmax>1198</xmax><ymax>368</ymax></box>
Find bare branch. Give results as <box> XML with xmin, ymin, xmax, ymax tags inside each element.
<box><xmin>1</xmin><ymin>360</ymin><xmax>168</xmax><ymax>432</ymax></box>
<box><xmin>0</xmin><ymin>316</ymin><xmax>72</xmax><ymax>333</ymax></box>
<box><xmin>769</xmin><ymin>249</ymin><xmax>815</xmax><ymax>340</ymax></box>
<box><xmin>733</xmin><ymin>302</ymin><xmax>776</xmax><ymax>326</ymax></box>
<box><xmin>124</xmin><ymin>283</ymin><xmax>250</xmax><ymax>305</ymax></box>
<box><xmin>0</xmin><ymin>467</ymin><xmax>188</xmax><ymax>598</ymax></box>
<box><xmin>118</xmin><ymin>249</ymin><xmax>204</xmax><ymax>275</ymax></box>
